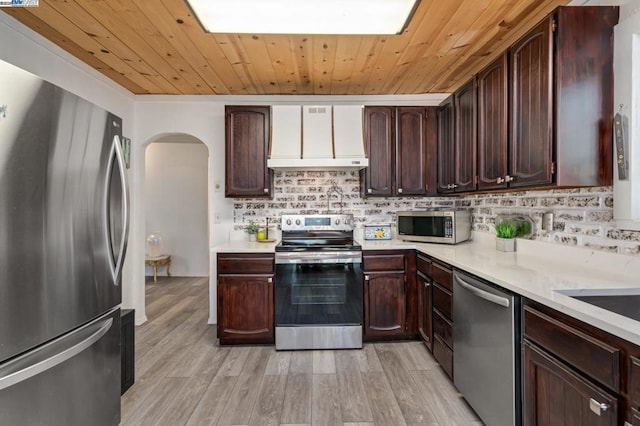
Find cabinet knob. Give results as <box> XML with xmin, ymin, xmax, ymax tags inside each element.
<box><xmin>505</xmin><ymin>175</ymin><xmax>515</xmax><ymax>183</ymax></box>
<box><xmin>267</xmin><ymin>277</ymin><xmax>273</xmax><ymax>283</ymax></box>
<box><xmin>424</xmin><ymin>282</ymin><xmax>430</xmax><ymax>288</ymax></box>
<box><xmin>589</xmin><ymin>398</ymin><xmax>609</xmax><ymax>416</ymax></box>
<box><xmin>367</xmin><ymin>188</ymin><xmax>372</xmax><ymax>194</ymax></box>
<box><xmin>364</xmin><ymin>275</ymin><xmax>369</xmax><ymax>281</ymax></box>
<box><xmin>496</xmin><ymin>177</ymin><xmax>505</xmax><ymax>184</ymax></box>
<box><xmin>263</xmin><ymin>188</ymin><xmax>269</xmax><ymax>193</ymax></box>
<box><xmin>398</xmin><ymin>188</ymin><xmax>403</xmax><ymax>193</ymax></box>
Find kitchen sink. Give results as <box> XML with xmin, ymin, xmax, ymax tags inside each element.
<box><xmin>555</xmin><ymin>288</ymin><xmax>640</xmax><ymax>322</ymax></box>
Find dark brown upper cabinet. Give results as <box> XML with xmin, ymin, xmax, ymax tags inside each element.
<box><xmin>477</xmin><ymin>54</ymin><xmax>508</xmax><ymax>190</ymax></box>
<box><xmin>437</xmin><ymin>6</ymin><xmax>617</xmax><ymax>194</ymax></box>
<box><xmin>509</xmin><ymin>6</ymin><xmax>617</xmax><ymax>188</ymax></box>
<box><xmin>363</xmin><ymin>107</ymin><xmax>394</xmax><ymax>196</ymax></box>
<box><xmin>225</xmin><ymin>106</ymin><xmax>272</xmax><ymax>198</ymax></box>
<box><xmin>436</xmin><ymin>96</ymin><xmax>455</xmax><ymax>194</ymax></box>
<box><xmin>437</xmin><ymin>80</ymin><xmax>477</xmax><ymax>194</ymax></box>
<box><xmin>454</xmin><ymin>80</ymin><xmax>477</xmax><ymax>192</ymax></box>
<box><xmin>363</xmin><ymin>106</ymin><xmax>437</xmax><ymax>197</ymax></box>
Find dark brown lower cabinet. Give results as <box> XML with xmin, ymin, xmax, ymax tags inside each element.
<box><xmin>417</xmin><ymin>270</ymin><xmax>432</xmax><ymax>350</ymax></box>
<box><xmin>524</xmin><ymin>341</ymin><xmax>618</xmax><ymax>425</ymax></box>
<box><xmin>433</xmin><ymin>334</ymin><xmax>453</xmax><ymax>379</ymax></box>
<box><xmin>362</xmin><ymin>250</ymin><xmax>417</xmax><ymax>341</ymax></box>
<box><xmin>217</xmin><ymin>274</ymin><xmax>274</xmax><ymax>344</ymax></box>
<box><xmin>217</xmin><ymin>253</ymin><xmax>275</xmax><ymax>345</ymax></box>
<box><xmin>364</xmin><ymin>271</ymin><xmax>406</xmax><ymax>338</ymax></box>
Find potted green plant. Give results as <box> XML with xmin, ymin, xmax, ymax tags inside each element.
<box><xmin>495</xmin><ymin>221</ymin><xmax>516</xmax><ymax>252</ymax></box>
<box><xmin>245</xmin><ymin>222</ymin><xmax>260</xmax><ymax>242</ymax></box>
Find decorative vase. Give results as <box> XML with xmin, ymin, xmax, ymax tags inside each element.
<box><xmin>146</xmin><ymin>232</ymin><xmax>164</xmax><ymax>257</ymax></box>
<box><xmin>496</xmin><ymin>237</ymin><xmax>515</xmax><ymax>252</ymax></box>
<box><xmin>248</xmin><ymin>233</ymin><xmax>257</xmax><ymax>242</ymax></box>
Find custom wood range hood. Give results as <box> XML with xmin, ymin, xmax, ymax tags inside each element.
<box><xmin>268</xmin><ymin>105</ymin><xmax>369</xmax><ymax>170</ymax></box>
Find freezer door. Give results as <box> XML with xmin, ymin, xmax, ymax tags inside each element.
<box><xmin>0</xmin><ymin>60</ymin><xmax>127</xmax><ymax>362</ymax></box>
<box><xmin>0</xmin><ymin>308</ymin><xmax>121</xmax><ymax>426</ymax></box>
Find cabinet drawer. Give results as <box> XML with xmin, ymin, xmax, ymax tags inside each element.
<box><xmin>631</xmin><ymin>356</ymin><xmax>640</xmax><ymax>407</ymax></box>
<box><xmin>433</xmin><ymin>334</ymin><xmax>453</xmax><ymax>379</ymax></box>
<box><xmin>432</xmin><ymin>261</ymin><xmax>452</xmax><ymax>291</ymax></box>
<box><xmin>433</xmin><ymin>309</ymin><xmax>453</xmax><ymax>349</ymax></box>
<box><xmin>218</xmin><ymin>253</ymin><xmax>274</xmax><ymax>274</ymax></box>
<box><xmin>363</xmin><ymin>253</ymin><xmax>405</xmax><ymax>271</ymax></box>
<box><xmin>524</xmin><ymin>306</ymin><xmax>620</xmax><ymax>391</ymax></box>
<box><xmin>432</xmin><ymin>283</ymin><xmax>452</xmax><ymax>319</ymax></box>
<box><xmin>417</xmin><ymin>254</ymin><xmax>431</xmax><ymax>276</ymax></box>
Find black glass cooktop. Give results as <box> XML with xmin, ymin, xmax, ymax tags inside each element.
<box><xmin>569</xmin><ymin>294</ymin><xmax>640</xmax><ymax>322</ymax></box>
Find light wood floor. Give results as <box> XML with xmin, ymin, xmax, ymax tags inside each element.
<box><xmin>120</xmin><ymin>276</ymin><xmax>482</xmax><ymax>426</ymax></box>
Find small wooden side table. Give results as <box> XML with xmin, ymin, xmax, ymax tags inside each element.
<box><xmin>145</xmin><ymin>255</ymin><xmax>171</xmax><ymax>282</ymax></box>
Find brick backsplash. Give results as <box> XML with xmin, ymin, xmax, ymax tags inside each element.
<box><xmin>233</xmin><ymin>171</ymin><xmax>640</xmax><ymax>256</ymax></box>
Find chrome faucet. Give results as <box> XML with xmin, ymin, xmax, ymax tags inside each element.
<box><xmin>326</xmin><ymin>184</ymin><xmax>344</xmax><ymax>214</ymax></box>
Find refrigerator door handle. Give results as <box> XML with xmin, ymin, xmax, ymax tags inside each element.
<box><xmin>105</xmin><ymin>134</ymin><xmax>130</xmax><ymax>285</ymax></box>
<box><xmin>0</xmin><ymin>317</ymin><xmax>113</xmax><ymax>391</ymax></box>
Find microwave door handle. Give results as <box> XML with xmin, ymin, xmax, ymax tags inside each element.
<box><xmin>456</xmin><ymin>277</ymin><xmax>510</xmax><ymax>308</ymax></box>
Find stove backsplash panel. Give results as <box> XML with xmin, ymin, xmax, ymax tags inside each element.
<box><xmin>233</xmin><ymin>171</ymin><xmax>639</xmax><ymax>256</ymax></box>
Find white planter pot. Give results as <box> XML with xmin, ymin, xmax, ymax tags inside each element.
<box><xmin>248</xmin><ymin>234</ymin><xmax>257</xmax><ymax>242</ymax></box>
<box><xmin>496</xmin><ymin>237</ymin><xmax>515</xmax><ymax>252</ymax></box>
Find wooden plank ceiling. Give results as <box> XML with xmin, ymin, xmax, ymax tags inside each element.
<box><xmin>3</xmin><ymin>0</ymin><xmax>571</xmax><ymax>95</ymax></box>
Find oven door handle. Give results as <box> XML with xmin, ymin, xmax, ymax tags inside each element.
<box><xmin>275</xmin><ymin>251</ymin><xmax>362</xmax><ymax>264</ymax></box>
<box><xmin>456</xmin><ymin>277</ymin><xmax>510</xmax><ymax>308</ymax></box>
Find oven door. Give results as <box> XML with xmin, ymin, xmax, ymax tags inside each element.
<box><xmin>274</xmin><ymin>251</ymin><xmax>363</xmax><ymax>349</ymax></box>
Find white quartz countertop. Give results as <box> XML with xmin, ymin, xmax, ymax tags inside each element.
<box><xmin>212</xmin><ymin>232</ymin><xmax>640</xmax><ymax>345</ymax></box>
<box><xmin>213</xmin><ymin>239</ymin><xmax>280</xmax><ymax>252</ymax></box>
<box><xmin>361</xmin><ymin>233</ymin><xmax>640</xmax><ymax>346</ymax></box>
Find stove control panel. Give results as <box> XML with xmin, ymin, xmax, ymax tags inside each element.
<box><xmin>281</xmin><ymin>214</ymin><xmax>354</xmax><ymax>231</ymax></box>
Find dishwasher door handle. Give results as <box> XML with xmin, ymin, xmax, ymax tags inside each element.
<box><xmin>456</xmin><ymin>277</ymin><xmax>510</xmax><ymax>308</ymax></box>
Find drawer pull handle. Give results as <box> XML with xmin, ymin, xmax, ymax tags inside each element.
<box><xmin>267</xmin><ymin>277</ymin><xmax>273</xmax><ymax>283</ymax></box>
<box><xmin>364</xmin><ymin>275</ymin><xmax>369</xmax><ymax>281</ymax></box>
<box><xmin>589</xmin><ymin>398</ymin><xmax>609</xmax><ymax>416</ymax></box>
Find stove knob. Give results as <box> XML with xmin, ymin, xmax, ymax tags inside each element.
<box><xmin>335</xmin><ymin>219</ymin><xmax>341</xmax><ymax>225</ymax></box>
<box><xmin>286</xmin><ymin>219</ymin><xmax>292</xmax><ymax>226</ymax></box>
<box><xmin>295</xmin><ymin>219</ymin><xmax>301</xmax><ymax>226</ymax></box>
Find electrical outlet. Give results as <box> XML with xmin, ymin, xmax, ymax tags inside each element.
<box><xmin>214</xmin><ymin>213</ymin><xmax>222</xmax><ymax>224</ymax></box>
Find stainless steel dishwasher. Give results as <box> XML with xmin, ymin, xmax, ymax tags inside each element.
<box><xmin>453</xmin><ymin>270</ymin><xmax>521</xmax><ymax>426</ymax></box>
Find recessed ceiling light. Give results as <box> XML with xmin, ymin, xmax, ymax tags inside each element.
<box><xmin>186</xmin><ymin>0</ymin><xmax>419</xmax><ymax>35</ymax></box>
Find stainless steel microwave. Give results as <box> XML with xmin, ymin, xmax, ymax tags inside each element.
<box><xmin>396</xmin><ymin>210</ymin><xmax>471</xmax><ymax>244</ymax></box>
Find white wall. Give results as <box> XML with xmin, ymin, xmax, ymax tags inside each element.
<box><xmin>145</xmin><ymin>142</ymin><xmax>209</xmax><ymax>277</ymax></box>
<box><xmin>613</xmin><ymin>0</ymin><xmax>640</xmax><ymax>229</ymax></box>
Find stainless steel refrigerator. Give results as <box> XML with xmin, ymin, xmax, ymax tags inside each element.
<box><xmin>0</xmin><ymin>60</ymin><xmax>129</xmax><ymax>425</ymax></box>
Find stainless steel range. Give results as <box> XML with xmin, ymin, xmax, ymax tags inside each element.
<box><xmin>275</xmin><ymin>214</ymin><xmax>363</xmax><ymax>350</ymax></box>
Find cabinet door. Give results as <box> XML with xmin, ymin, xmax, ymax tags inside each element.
<box><xmin>437</xmin><ymin>96</ymin><xmax>455</xmax><ymax>193</ymax></box>
<box><xmin>524</xmin><ymin>342</ymin><xmax>618</xmax><ymax>426</ymax></box>
<box><xmin>454</xmin><ymin>79</ymin><xmax>477</xmax><ymax>192</ymax></box>
<box><xmin>396</xmin><ymin>107</ymin><xmax>428</xmax><ymax>196</ymax></box>
<box><xmin>509</xmin><ymin>19</ymin><xmax>553</xmax><ymax>188</ymax></box>
<box><xmin>364</xmin><ymin>271</ymin><xmax>406</xmax><ymax>337</ymax></box>
<box><xmin>477</xmin><ymin>54</ymin><xmax>508</xmax><ymax>190</ymax></box>
<box><xmin>218</xmin><ymin>274</ymin><xmax>274</xmax><ymax>343</ymax></box>
<box><xmin>363</xmin><ymin>107</ymin><xmax>394</xmax><ymax>196</ymax></box>
<box><xmin>417</xmin><ymin>272</ymin><xmax>432</xmax><ymax>350</ymax></box>
<box><xmin>225</xmin><ymin>106</ymin><xmax>271</xmax><ymax>197</ymax></box>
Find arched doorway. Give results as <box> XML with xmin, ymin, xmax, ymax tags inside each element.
<box><xmin>142</xmin><ymin>133</ymin><xmax>210</xmax><ymax>314</ymax></box>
